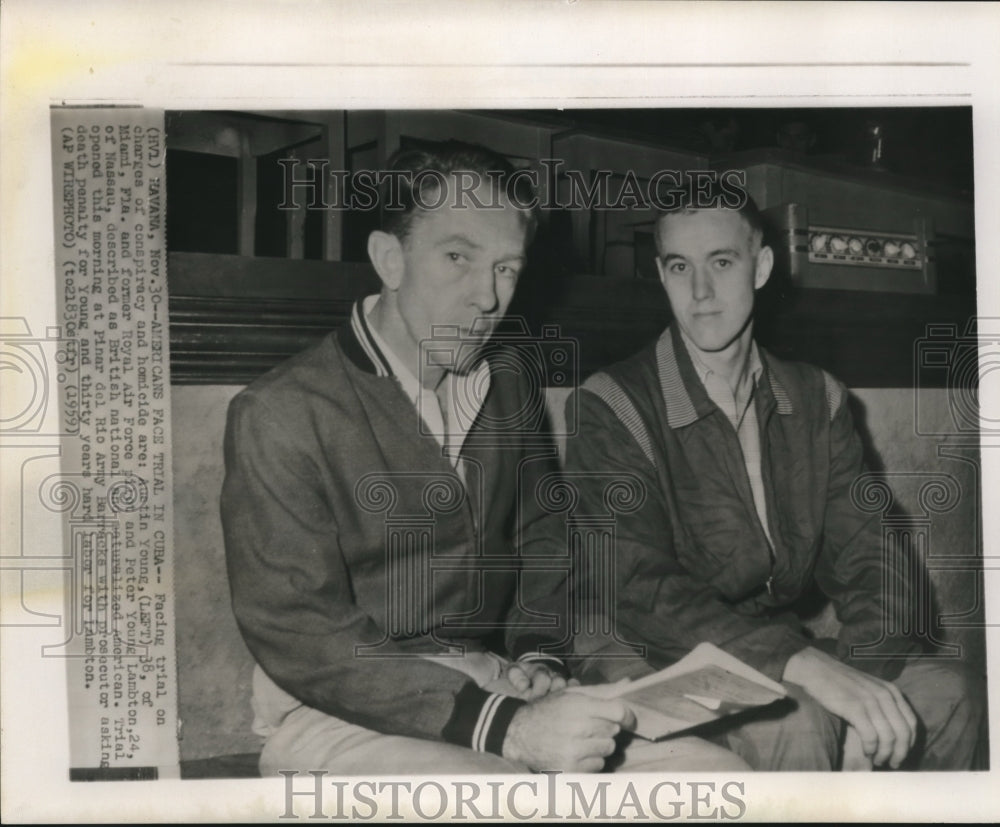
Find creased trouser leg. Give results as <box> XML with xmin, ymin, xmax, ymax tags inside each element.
<box><xmin>893</xmin><ymin>658</ymin><xmax>987</xmax><ymax>770</ymax></box>
<box><xmin>703</xmin><ymin>682</ymin><xmax>840</xmax><ymax>771</ymax></box>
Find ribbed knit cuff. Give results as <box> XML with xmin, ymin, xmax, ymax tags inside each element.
<box><xmin>510</xmin><ymin>634</ymin><xmax>571</xmax><ymax>680</ymax></box>
<box><xmin>442</xmin><ymin>683</ymin><xmax>526</xmax><ymax>756</ymax></box>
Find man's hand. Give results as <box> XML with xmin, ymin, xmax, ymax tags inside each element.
<box><xmin>500</xmin><ymin>661</ymin><xmax>570</xmax><ymax>700</ymax></box>
<box><xmin>783</xmin><ymin>646</ymin><xmax>917</xmax><ymax>769</ymax></box>
<box><xmin>502</xmin><ymin>692</ymin><xmax>635</xmax><ymax>772</ymax></box>
<box><xmin>842</xmin><ymin>725</ymin><xmax>874</xmax><ymax>771</ymax></box>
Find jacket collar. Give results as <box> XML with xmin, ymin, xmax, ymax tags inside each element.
<box><xmin>657</xmin><ymin>323</ymin><xmax>794</xmax><ymax>429</ymax></box>
<box><xmin>338</xmin><ymin>297</ymin><xmax>492</xmax><ymax>397</ymax></box>
<box><xmin>338</xmin><ymin>297</ymin><xmax>393</xmax><ymax>377</ymax></box>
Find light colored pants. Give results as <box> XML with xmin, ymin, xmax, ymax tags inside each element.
<box><xmin>706</xmin><ymin>657</ymin><xmax>986</xmax><ymax>771</ymax></box>
<box><xmin>570</xmin><ymin>629</ymin><xmax>986</xmax><ymax>772</ymax></box>
<box><xmin>251</xmin><ymin>662</ymin><xmax>751</xmax><ymax>776</ymax></box>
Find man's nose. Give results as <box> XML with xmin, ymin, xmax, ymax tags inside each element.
<box><xmin>469</xmin><ymin>266</ymin><xmax>499</xmax><ymax>314</ymax></box>
<box><xmin>691</xmin><ymin>266</ymin><xmax>714</xmax><ymax>301</ymax></box>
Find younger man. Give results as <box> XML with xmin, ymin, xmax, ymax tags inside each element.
<box><xmin>562</xmin><ymin>190</ymin><xmax>984</xmax><ymax>770</ymax></box>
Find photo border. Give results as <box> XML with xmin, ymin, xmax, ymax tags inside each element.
<box><xmin>2</xmin><ymin>1</ymin><xmax>999</xmax><ymax>822</ymax></box>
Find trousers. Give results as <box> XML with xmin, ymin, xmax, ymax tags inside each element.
<box><xmin>571</xmin><ymin>629</ymin><xmax>985</xmax><ymax>772</ymax></box>
<box><xmin>251</xmin><ymin>665</ymin><xmax>751</xmax><ymax>775</ymax></box>
<box><xmin>706</xmin><ymin>657</ymin><xmax>986</xmax><ymax>771</ymax></box>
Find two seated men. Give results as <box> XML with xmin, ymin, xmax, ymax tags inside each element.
<box><xmin>221</xmin><ymin>140</ymin><xmax>983</xmax><ymax>774</ymax></box>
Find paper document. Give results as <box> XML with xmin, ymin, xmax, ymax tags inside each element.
<box><xmin>574</xmin><ymin>642</ymin><xmax>788</xmax><ymax>740</ymax></box>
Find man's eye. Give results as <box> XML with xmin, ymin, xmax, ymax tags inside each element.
<box><xmin>447</xmin><ymin>252</ymin><xmax>466</xmax><ymax>263</ymax></box>
<box><xmin>668</xmin><ymin>262</ymin><xmax>687</xmax><ymax>274</ymax></box>
<box><xmin>713</xmin><ymin>258</ymin><xmax>732</xmax><ymax>270</ymax></box>
<box><xmin>496</xmin><ymin>264</ymin><xmax>519</xmax><ymax>278</ymax></box>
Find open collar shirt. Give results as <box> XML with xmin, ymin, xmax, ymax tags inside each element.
<box><xmin>361</xmin><ymin>294</ymin><xmax>491</xmax><ymax>481</ymax></box>
<box><xmin>679</xmin><ymin>332</ymin><xmax>773</xmax><ymax>548</ymax></box>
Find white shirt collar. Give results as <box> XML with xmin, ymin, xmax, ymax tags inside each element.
<box><xmin>680</xmin><ymin>330</ymin><xmax>762</xmax><ymax>389</ymax></box>
<box><xmin>362</xmin><ymin>294</ymin><xmax>491</xmax><ymax>461</ymax></box>
<box><xmin>362</xmin><ymin>294</ymin><xmax>424</xmax><ymax>404</ymax></box>
<box><xmin>680</xmin><ymin>330</ymin><xmax>762</xmax><ymax>426</ymax></box>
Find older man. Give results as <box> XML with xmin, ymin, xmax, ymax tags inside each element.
<box><xmin>221</xmin><ymin>141</ymin><xmax>747</xmax><ymax>775</ymax></box>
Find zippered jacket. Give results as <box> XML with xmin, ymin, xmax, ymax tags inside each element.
<box><xmin>221</xmin><ymin>303</ymin><xmax>569</xmax><ymax>756</ymax></box>
<box><xmin>564</xmin><ymin>324</ymin><xmax>920</xmax><ymax>683</ymax></box>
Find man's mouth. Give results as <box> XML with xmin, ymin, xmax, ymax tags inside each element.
<box><xmin>465</xmin><ymin>321</ymin><xmax>497</xmax><ymax>339</ymax></box>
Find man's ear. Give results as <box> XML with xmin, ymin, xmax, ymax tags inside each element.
<box><xmin>654</xmin><ymin>255</ymin><xmax>668</xmax><ymax>287</ymax></box>
<box><xmin>754</xmin><ymin>244</ymin><xmax>774</xmax><ymax>290</ymax></box>
<box><xmin>367</xmin><ymin>230</ymin><xmax>405</xmax><ymax>291</ymax></box>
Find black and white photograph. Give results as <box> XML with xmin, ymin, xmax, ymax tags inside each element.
<box><xmin>2</xmin><ymin>1</ymin><xmax>999</xmax><ymax>822</ymax></box>
<box><xmin>163</xmin><ymin>105</ymin><xmax>987</xmax><ymax>779</ymax></box>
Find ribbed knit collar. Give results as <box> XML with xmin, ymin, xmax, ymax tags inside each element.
<box><xmin>338</xmin><ymin>297</ymin><xmax>393</xmax><ymax>376</ymax></box>
<box><xmin>657</xmin><ymin>323</ymin><xmax>793</xmax><ymax>429</ymax></box>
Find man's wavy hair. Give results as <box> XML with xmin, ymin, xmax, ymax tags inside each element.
<box><xmin>380</xmin><ymin>140</ymin><xmax>539</xmax><ymax>243</ymax></box>
<box><xmin>654</xmin><ymin>174</ymin><xmax>767</xmax><ymax>255</ymax></box>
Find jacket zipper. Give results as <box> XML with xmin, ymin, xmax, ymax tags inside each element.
<box><xmin>758</xmin><ymin>407</ymin><xmax>778</xmax><ymax>599</ymax></box>
<box><xmin>718</xmin><ymin>407</ymin><xmax>776</xmax><ymax>598</ymax></box>
<box><xmin>761</xmin><ymin>512</ymin><xmax>776</xmax><ymax>597</ymax></box>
